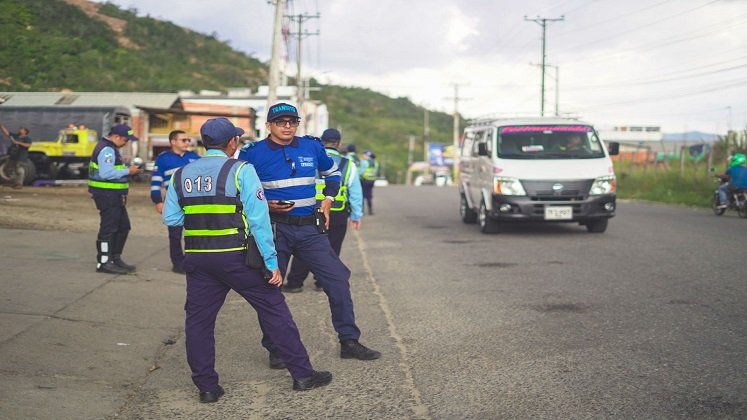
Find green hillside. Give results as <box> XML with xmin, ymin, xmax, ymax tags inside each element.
<box><xmin>0</xmin><ymin>0</ymin><xmax>457</xmax><ymax>181</ymax></box>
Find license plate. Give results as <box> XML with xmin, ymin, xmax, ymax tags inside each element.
<box><xmin>545</xmin><ymin>206</ymin><xmax>572</xmax><ymax>220</ymax></box>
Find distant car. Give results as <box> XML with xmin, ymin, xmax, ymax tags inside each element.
<box><xmin>458</xmin><ymin>117</ymin><xmax>619</xmax><ymax>233</ymax></box>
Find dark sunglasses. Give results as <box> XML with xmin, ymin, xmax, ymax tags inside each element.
<box><xmin>271</xmin><ymin>119</ymin><xmax>300</xmax><ymax>128</ymax></box>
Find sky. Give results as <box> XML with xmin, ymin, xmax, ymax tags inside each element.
<box><xmin>92</xmin><ymin>0</ymin><xmax>747</xmax><ymax>133</ymax></box>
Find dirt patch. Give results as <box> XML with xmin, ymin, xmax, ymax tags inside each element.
<box><xmin>0</xmin><ymin>183</ymin><xmax>165</xmax><ymax>237</ymax></box>
<box><xmin>63</xmin><ymin>0</ymin><xmax>139</xmax><ymax>49</ymax></box>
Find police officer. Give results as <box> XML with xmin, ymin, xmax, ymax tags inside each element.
<box><xmin>345</xmin><ymin>143</ymin><xmax>360</xmax><ymax>166</ymax></box>
<box><xmin>151</xmin><ymin>130</ymin><xmax>200</xmax><ymax>273</ymax></box>
<box><xmin>88</xmin><ymin>124</ymin><xmax>142</xmax><ymax>274</ymax></box>
<box><xmin>239</xmin><ymin>103</ymin><xmax>381</xmax><ymax>366</ymax></box>
<box><xmin>285</xmin><ymin>128</ymin><xmax>364</xmax><ymax>292</ymax></box>
<box><xmin>359</xmin><ymin>150</ymin><xmax>379</xmax><ymax>215</ymax></box>
<box><xmin>163</xmin><ymin>118</ymin><xmax>331</xmax><ymax>403</ymax></box>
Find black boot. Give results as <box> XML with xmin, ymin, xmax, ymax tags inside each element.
<box><xmin>96</xmin><ymin>240</ymin><xmax>129</xmax><ymax>274</ymax></box>
<box><xmin>340</xmin><ymin>339</ymin><xmax>381</xmax><ymax>360</ymax></box>
<box><xmin>112</xmin><ymin>232</ymin><xmax>135</xmax><ymax>272</ymax></box>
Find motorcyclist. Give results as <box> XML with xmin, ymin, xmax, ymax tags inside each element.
<box><xmin>717</xmin><ymin>153</ymin><xmax>747</xmax><ymax>208</ymax></box>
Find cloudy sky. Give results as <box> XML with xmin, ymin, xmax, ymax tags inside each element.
<box><xmin>93</xmin><ymin>0</ymin><xmax>747</xmax><ymax>133</ymax></box>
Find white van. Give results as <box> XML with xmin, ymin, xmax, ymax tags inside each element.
<box><xmin>458</xmin><ymin>117</ymin><xmax>619</xmax><ymax>233</ymax></box>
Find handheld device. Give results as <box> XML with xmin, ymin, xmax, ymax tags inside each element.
<box><xmin>276</xmin><ymin>200</ymin><xmax>295</xmax><ymax>207</ymax></box>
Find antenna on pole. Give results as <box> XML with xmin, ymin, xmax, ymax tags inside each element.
<box><xmin>286</xmin><ymin>12</ymin><xmax>320</xmax><ymax>134</ymax></box>
<box><xmin>524</xmin><ymin>15</ymin><xmax>564</xmax><ymax>116</ymax></box>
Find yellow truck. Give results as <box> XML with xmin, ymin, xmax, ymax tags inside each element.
<box><xmin>0</xmin><ymin>106</ymin><xmax>131</xmax><ymax>184</ymax></box>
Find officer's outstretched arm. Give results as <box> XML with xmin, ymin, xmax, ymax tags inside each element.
<box><xmin>162</xmin><ymin>180</ymin><xmax>184</xmax><ymax>227</ymax></box>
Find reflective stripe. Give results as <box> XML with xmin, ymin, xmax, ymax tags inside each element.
<box><xmin>90</xmin><ymin>162</ymin><xmax>126</xmax><ymax>170</ymax></box>
<box><xmin>184</xmin><ymin>228</ymin><xmax>239</xmax><ymax>237</ymax></box>
<box><xmin>88</xmin><ymin>180</ymin><xmax>129</xmax><ymax>189</ymax></box>
<box><xmin>261</xmin><ymin>176</ymin><xmax>316</xmax><ymax>189</ymax></box>
<box><xmin>163</xmin><ymin>180</ymin><xmax>170</xmax><ymax>187</ymax></box>
<box><xmin>164</xmin><ymin>168</ymin><xmax>178</xmax><ymax>176</ymax></box>
<box><xmin>292</xmin><ymin>197</ymin><xmax>318</xmax><ymax>207</ymax></box>
<box><xmin>183</xmin><ymin>204</ymin><xmax>237</xmax><ymax>214</ymax></box>
<box><xmin>185</xmin><ymin>247</ymin><xmax>246</xmax><ymax>253</ymax></box>
<box><xmin>150</xmin><ymin>186</ymin><xmax>161</xmax><ymax>191</ymax></box>
<box><xmin>319</xmin><ymin>161</ymin><xmax>339</xmax><ymax>176</ymax></box>
<box><xmin>151</xmin><ymin>176</ymin><xmax>164</xmax><ymax>182</ymax></box>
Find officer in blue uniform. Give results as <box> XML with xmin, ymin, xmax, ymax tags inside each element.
<box><xmin>239</xmin><ymin>103</ymin><xmax>381</xmax><ymax>366</ymax></box>
<box><xmin>285</xmin><ymin>128</ymin><xmax>364</xmax><ymax>292</ymax></box>
<box><xmin>151</xmin><ymin>130</ymin><xmax>200</xmax><ymax>273</ymax></box>
<box><xmin>163</xmin><ymin>118</ymin><xmax>331</xmax><ymax>403</ymax></box>
<box><xmin>88</xmin><ymin>124</ymin><xmax>142</xmax><ymax>274</ymax></box>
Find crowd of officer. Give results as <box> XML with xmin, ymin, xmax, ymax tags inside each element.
<box><xmin>85</xmin><ymin>103</ymin><xmax>381</xmax><ymax>403</ymax></box>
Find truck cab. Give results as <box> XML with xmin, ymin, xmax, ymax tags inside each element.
<box><xmin>28</xmin><ymin>127</ymin><xmax>98</xmax><ymax>180</ymax></box>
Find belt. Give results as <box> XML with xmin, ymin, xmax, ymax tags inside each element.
<box><xmin>270</xmin><ymin>213</ymin><xmax>316</xmax><ymax>225</ymax></box>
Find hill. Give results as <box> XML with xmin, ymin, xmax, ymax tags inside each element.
<box><xmin>0</xmin><ymin>0</ymin><xmax>457</xmax><ymax>181</ymax></box>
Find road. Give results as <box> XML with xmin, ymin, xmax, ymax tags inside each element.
<box><xmin>0</xmin><ymin>185</ymin><xmax>745</xmax><ymax>419</ymax></box>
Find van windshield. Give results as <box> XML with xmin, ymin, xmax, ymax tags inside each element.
<box><xmin>497</xmin><ymin>125</ymin><xmax>605</xmax><ymax>159</ymax></box>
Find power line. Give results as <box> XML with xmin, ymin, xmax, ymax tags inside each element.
<box><xmin>554</xmin><ymin>0</ymin><xmax>676</xmax><ymax>37</ymax></box>
<box><xmin>565</xmin><ymin>0</ymin><xmax>720</xmax><ymax>50</ymax></box>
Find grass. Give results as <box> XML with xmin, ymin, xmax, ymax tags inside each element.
<box><xmin>614</xmin><ymin>159</ymin><xmax>719</xmax><ymax>208</ymax></box>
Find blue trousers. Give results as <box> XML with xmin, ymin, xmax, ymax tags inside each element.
<box><xmin>262</xmin><ymin>223</ymin><xmax>361</xmax><ymax>352</ymax></box>
<box><xmin>286</xmin><ymin>211</ymin><xmax>349</xmax><ymax>288</ymax></box>
<box><xmin>168</xmin><ymin>225</ymin><xmax>184</xmax><ymax>269</ymax></box>
<box><xmin>183</xmin><ymin>251</ymin><xmax>313</xmax><ymax>392</ymax></box>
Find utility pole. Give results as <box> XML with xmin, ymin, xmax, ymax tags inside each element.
<box><xmin>524</xmin><ymin>15</ymin><xmax>564</xmax><ymax>116</ymax></box>
<box><xmin>423</xmin><ymin>108</ymin><xmax>430</xmax><ymax>178</ymax></box>
<box><xmin>266</xmin><ymin>0</ymin><xmax>286</xmax><ymax>114</ymax></box>
<box><xmin>445</xmin><ymin>84</ymin><xmax>467</xmax><ymax>180</ymax></box>
<box><xmin>286</xmin><ymin>12</ymin><xmax>319</xmax><ymax>134</ymax></box>
<box><xmin>531</xmin><ymin>63</ymin><xmax>559</xmax><ymax>116</ymax></box>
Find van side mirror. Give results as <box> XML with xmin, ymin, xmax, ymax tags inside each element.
<box><xmin>477</xmin><ymin>142</ymin><xmax>489</xmax><ymax>156</ymax></box>
<box><xmin>607</xmin><ymin>142</ymin><xmax>619</xmax><ymax>156</ymax></box>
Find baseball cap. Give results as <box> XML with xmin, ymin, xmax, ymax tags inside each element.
<box><xmin>109</xmin><ymin>124</ymin><xmax>139</xmax><ymax>141</ymax></box>
<box><xmin>321</xmin><ymin>128</ymin><xmax>341</xmax><ymax>142</ymax></box>
<box><xmin>267</xmin><ymin>102</ymin><xmax>299</xmax><ymax>121</ymax></box>
<box><xmin>200</xmin><ymin>118</ymin><xmax>245</xmax><ymax>146</ymax></box>
<box><xmin>346</xmin><ymin>144</ymin><xmax>357</xmax><ymax>153</ymax></box>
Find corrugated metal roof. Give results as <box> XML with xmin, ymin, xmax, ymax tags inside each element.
<box><xmin>0</xmin><ymin>92</ymin><xmax>179</xmax><ymax>110</ymax></box>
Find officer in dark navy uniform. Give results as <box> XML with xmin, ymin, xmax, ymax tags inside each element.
<box><xmin>239</xmin><ymin>103</ymin><xmax>381</xmax><ymax>367</ymax></box>
<box><xmin>285</xmin><ymin>128</ymin><xmax>364</xmax><ymax>292</ymax></box>
<box><xmin>88</xmin><ymin>124</ymin><xmax>142</xmax><ymax>274</ymax></box>
<box><xmin>163</xmin><ymin>118</ymin><xmax>331</xmax><ymax>403</ymax></box>
<box><xmin>151</xmin><ymin>130</ymin><xmax>200</xmax><ymax>273</ymax></box>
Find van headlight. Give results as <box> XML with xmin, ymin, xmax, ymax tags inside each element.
<box><xmin>494</xmin><ymin>177</ymin><xmax>526</xmax><ymax>196</ymax></box>
<box><xmin>589</xmin><ymin>175</ymin><xmax>617</xmax><ymax>195</ymax></box>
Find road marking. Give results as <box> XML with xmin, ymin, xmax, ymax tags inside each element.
<box><xmin>353</xmin><ymin>230</ymin><xmax>430</xmax><ymax>419</ymax></box>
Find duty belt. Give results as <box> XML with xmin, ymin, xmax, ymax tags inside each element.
<box><xmin>270</xmin><ymin>213</ymin><xmax>316</xmax><ymax>225</ymax></box>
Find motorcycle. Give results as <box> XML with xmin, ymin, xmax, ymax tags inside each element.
<box><xmin>712</xmin><ymin>175</ymin><xmax>747</xmax><ymax>218</ymax></box>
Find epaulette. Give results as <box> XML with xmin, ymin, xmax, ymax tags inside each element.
<box><xmin>240</xmin><ymin>141</ymin><xmax>257</xmax><ymax>151</ymax></box>
<box><xmin>301</xmin><ymin>135</ymin><xmax>322</xmax><ymax>142</ymax></box>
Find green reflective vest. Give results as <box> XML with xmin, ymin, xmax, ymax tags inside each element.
<box><xmin>315</xmin><ymin>152</ymin><xmax>350</xmax><ymax>212</ymax></box>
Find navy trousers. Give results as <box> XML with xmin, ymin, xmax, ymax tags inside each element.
<box><xmin>262</xmin><ymin>223</ymin><xmax>360</xmax><ymax>352</ymax></box>
<box><xmin>286</xmin><ymin>211</ymin><xmax>349</xmax><ymax>288</ymax></box>
<box><xmin>361</xmin><ymin>180</ymin><xmax>375</xmax><ymax>214</ymax></box>
<box><xmin>168</xmin><ymin>225</ymin><xmax>185</xmax><ymax>269</ymax></box>
<box><xmin>93</xmin><ymin>194</ymin><xmax>130</xmax><ymax>242</ymax></box>
<box><xmin>183</xmin><ymin>251</ymin><xmax>314</xmax><ymax>392</ymax></box>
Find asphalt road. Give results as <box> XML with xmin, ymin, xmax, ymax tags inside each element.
<box><xmin>1</xmin><ymin>185</ymin><xmax>745</xmax><ymax>419</ymax></box>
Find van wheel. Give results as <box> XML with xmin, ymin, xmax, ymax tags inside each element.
<box><xmin>460</xmin><ymin>194</ymin><xmax>477</xmax><ymax>224</ymax></box>
<box><xmin>586</xmin><ymin>218</ymin><xmax>608</xmax><ymax>233</ymax></box>
<box><xmin>479</xmin><ymin>200</ymin><xmax>501</xmax><ymax>233</ymax></box>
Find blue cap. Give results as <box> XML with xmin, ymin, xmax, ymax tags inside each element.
<box><xmin>200</xmin><ymin>118</ymin><xmax>245</xmax><ymax>146</ymax></box>
<box><xmin>109</xmin><ymin>124</ymin><xmax>139</xmax><ymax>141</ymax></box>
<box><xmin>346</xmin><ymin>144</ymin><xmax>356</xmax><ymax>153</ymax></box>
<box><xmin>321</xmin><ymin>128</ymin><xmax>341</xmax><ymax>142</ymax></box>
<box><xmin>267</xmin><ymin>102</ymin><xmax>299</xmax><ymax>121</ymax></box>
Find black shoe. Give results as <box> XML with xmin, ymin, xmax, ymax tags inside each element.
<box><xmin>199</xmin><ymin>385</ymin><xmax>224</xmax><ymax>403</ymax></box>
<box><xmin>172</xmin><ymin>265</ymin><xmax>186</xmax><ymax>274</ymax></box>
<box><xmin>112</xmin><ymin>255</ymin><xmax>136</xmax><ymax>273</ymax></box>
<box><xmin>269</xmin><ymin>351</ymin><xmax>286</xmax><ymax>369</ymax></box>
<box><xmin>283</xmin><ymin>286</ymin><xmax>303</xmax><ymax>293</ymax></box>
<box><xmin>96</xmin><ymin>261</ymin><xmax>130</xmax><ymax>275</ymax></box>
<box><xmin>293</xmin><ymin>370</ymin><xmax>332</xmax><ymax>391</ymax></box>
<box><xmin>340</xmin><ymin>340</ymin><xmax>381</xmax><ymax>360</ymax></box>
